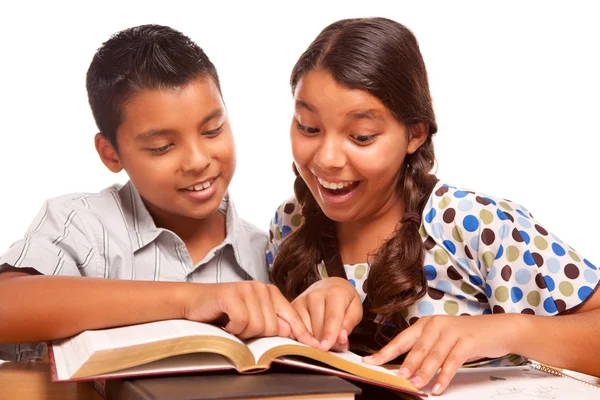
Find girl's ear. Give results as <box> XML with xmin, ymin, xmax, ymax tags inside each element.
<box><xmin>407</xmin><ymin>123</ymin><xmax>429</xmax><ymax>155</ymax></box>
<box><xmin>95</xmin><ymin>133</ymin><xmax>123</xmax><ymax>173</ymax></box>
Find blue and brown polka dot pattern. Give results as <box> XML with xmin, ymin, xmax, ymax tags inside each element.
<box><xmin>267</xmin><ymin>181</ymin><xmax>599</xmax><ymax>324</ymax></box>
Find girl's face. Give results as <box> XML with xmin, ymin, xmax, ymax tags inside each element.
<box><xmin>291</xmin><ymin>69</ymin><xmax>425</xmax><ymax>223</ymax></box>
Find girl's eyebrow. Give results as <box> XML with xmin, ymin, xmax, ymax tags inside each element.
<box><xmin>346</xmin><ymin>110</ymin><xmax>385</xmax><ymax>122</ymax></box>
<box><xmin>295</xmin><ymin>99</ymin><xmax>316</xmax><ymax>113</ymax></box>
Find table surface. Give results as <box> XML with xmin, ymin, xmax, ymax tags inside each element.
<box><xmin>0</xmin><ymin>358</ymin><xmax>103</xmax><ymax>400</ymax></box>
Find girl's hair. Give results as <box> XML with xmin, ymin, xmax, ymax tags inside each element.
<box><xmin>271</xmin><ymin>17</ymin><xmax>439</xmax><ymax>331</ymax></box>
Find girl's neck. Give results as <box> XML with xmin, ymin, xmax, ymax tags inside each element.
<box><xmin>336</xmin><ymin>193</ymin><xmax>405</xmax><ymax>265</ymax></box>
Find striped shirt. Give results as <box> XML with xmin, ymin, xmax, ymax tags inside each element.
<box><xmin>0</xmin><ymin>181</ymin><xmax>269</xmax><ymax>361</ymax></box>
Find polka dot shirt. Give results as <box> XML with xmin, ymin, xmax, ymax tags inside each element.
<box><xmin>267</xmin><ymin>181</ymin><xmax>599</xmax><ymax>323</ymax></box>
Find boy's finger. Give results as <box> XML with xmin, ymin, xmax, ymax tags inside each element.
<box><xmin>256</xmin><ymin>284</ymin><xmax>279</xmax><ymax>337</ymax></box>
<box><xmin>270</xmin><ymin>288</ymin><xmax>319</xmax><ymax>348</ymax></box>
<box><xmin>222</xmin><ymin>296</ymin><xmax>250</xmax><ymax>336</ymax></box>
<box><xmin>237</xmin><ymin>288</ymin><xmax>265</xmax><ymax>339</ymax></box>
<box><xmin>277</xmin><ymin>317</ymin><xmax>292</xmax><ymax>338</ymax></box>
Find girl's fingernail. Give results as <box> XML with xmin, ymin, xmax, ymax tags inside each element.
<box><xmin>363</xmin><ymin>355</ymin><xmax>373</xmax><ymax>362</ymax></box>
<box><xmin>433</xmin><ymin>384</ymin><xmax>442</xmax><ymax>394</ymax></box>
<box><xmin>398</xmin><ymin>367</ymin><xmax>410</xmax><ymax>377</ymax></box>
<box><xmin>319</xmin><ymin>340</ymin><xmax>329</xmax><ymax>350</ymax></box>
<box><xmin>409</xmin><ymin>375</ymin><xmax>421</xmax><ymax>385</ymax></box>
<box><xmin>341</xmin><ymin>329</ymin><xmax>348</xmax><ymax>341</ymax></box>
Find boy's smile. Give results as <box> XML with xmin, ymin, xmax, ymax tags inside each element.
<box><xmin>97</xmin><ymin>76</ymin><xmax>236</xmax><ymax>231</ymax></box>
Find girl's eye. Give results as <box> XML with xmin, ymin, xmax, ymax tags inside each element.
<box><xmin>148</xmin><ymin>144</ymin><xmax>172</xmax><ymax>155</ymax></box>
<box><xmin>204</xmin><ymin>123</ymin><xmax>224</xmax><ymax>137</ymax></box>
<box><xmin>296</xmin><ymin>122</ymin><xmax>320</xmax><ymax>135</ymax></box>
<box><xmin>351</xmin><ymin>134</ymin><xmax>377</xmax><ymax>144</ymax></box>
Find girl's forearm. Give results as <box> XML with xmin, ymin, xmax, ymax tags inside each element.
<box><xmin>509</xmin><ymin>310</ymin><xmax>600</xmax><ymax>376</ymax></box>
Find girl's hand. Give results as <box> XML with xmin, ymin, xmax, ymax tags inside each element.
<box><xmin>363</xmin><ymin>314</ymin><xmax>520</xmax><ymax>395</ymax></box>
<box><xmin>183</xmin><ymin>281</ymin><xmax>320</xmax><ymax>348</ymax></box>
<box><xmin>291</xmin><ymin>277</ymin><xmax>363</xmax><ymax>351</ymax></box>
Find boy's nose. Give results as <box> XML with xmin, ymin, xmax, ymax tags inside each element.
<box><xmin>181</xmin><ymin>145</ymin><xmax>211</xmax><ymax>173</ymax></box>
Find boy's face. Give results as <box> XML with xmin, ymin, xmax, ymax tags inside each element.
<box><xmin>99</xmin><ymin>76</ymin><xmax>236</xmax><ymax>225</ymax></box>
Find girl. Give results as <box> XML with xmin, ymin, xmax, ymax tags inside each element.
<box><xmin>268</xmin><ymin>17</ymin><xmax>600</xmax><ymax>395</ymax></box>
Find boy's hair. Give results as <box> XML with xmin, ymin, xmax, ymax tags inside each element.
<box><xmin>86</xmin><ymin>24</ymin><xmax>221</xmax><ymax>150</ymax></box>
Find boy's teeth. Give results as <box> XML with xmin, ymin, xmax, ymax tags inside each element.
<box><xmin>317</xmin><ymin>177</ymin><xmax>353</xmax><ymax>190</ymax></box>
<box><xmin>190</xmin><ymin>179</ymin><xmax>214</xmax><ymax>191</ymax></box>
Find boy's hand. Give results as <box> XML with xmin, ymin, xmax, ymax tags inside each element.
<box><xmin>182</xmin><ymin>281</ymin><xmax>319</xmax><ymax>348</ymax></box>
<box><xmin>363</xmin><ymin>314</ymin><xmax>516</xmax><ymax>394</ymax></box>
<box><xmin>291</xmin><ymin>277</ymin><xmax>363</xmax><ymax>352</ymax></box>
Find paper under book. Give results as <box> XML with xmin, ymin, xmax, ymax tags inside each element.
<box><xmin>48</xmin><ymin>319</ymin><xmax>422</xmax><ymax>396</ymax></box>
<box><xmin>421</xmin><ymin>363</ymin><xmax>600</xmax><ymax>399</ymax></box>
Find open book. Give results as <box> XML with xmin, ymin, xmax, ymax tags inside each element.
<box><xmin>48</xmin><ymin>319</ymin><xmax>422</xmax><ymax>397</ymax></box>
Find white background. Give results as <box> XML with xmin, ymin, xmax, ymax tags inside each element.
<box><xmin>0</xmin><ymin>1</ymin><xmax>598</xmax><ymax>264</ymax></box>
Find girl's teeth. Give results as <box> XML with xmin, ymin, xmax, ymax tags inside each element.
<box><xmin>317</xmin><ymin>177</ymin><xmax>353</xmax><ymax>190</ymax></box>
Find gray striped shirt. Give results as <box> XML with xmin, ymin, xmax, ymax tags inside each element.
<box><xmin>0</xmin><ymin>181</ymin><xmax>269</xmax><ymax>361</ymax></box>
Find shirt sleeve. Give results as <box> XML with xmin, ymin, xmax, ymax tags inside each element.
<box><xmin>0</xmin><ymin>199</ymin><xmax>94</xmax><ymax>276</ymax></box>
<box><xmin>266</xmin><ymin>196</ymin><xmax>304</xmax><ymax>270</ymax></box>
<box><xmin>0</xmin><ymin>199</ymin><xmax>98</xmax><ymax>361</ymax></box>
<box><xmin>425</xmin><ymin>186</ymin><xmax>599</xmax><ymax>316</ymax></box>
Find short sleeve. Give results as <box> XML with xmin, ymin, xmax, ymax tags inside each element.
<box><xmin>0</xmin><ymin>199</ymin><xmax>94</xmax><ymax>277</ymax></box>
<box><xmin>424</xmin><ymin>184</ymin><xmax>599</xmax><ymax>316</ymax></box>
<box><xmin>266</xmin><ymin>197</ymin><xmax>304</xmax><ymax>270</ymax></box>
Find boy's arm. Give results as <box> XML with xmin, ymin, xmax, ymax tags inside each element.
<box><xmin>0</xmin><ymin>269</ymin><xmax>318</xmax><ymax>346</ymax></box>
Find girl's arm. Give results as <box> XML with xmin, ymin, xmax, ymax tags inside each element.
<box><xmin>365</xmin><ymin>289</ymin><xmax>600</xmax><ymax>395</ymax></box>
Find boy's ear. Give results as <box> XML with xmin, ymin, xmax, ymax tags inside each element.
<box><xmin>95</xmin><ymin>133</ymin><xmax>123</xmax><ymax>173</ymax></box>
<box><xmin>406</xmin><ymin>122</ymin><xmax>429</xmax><ymax>155</ymax></box>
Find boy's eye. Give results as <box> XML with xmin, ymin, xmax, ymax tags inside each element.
<box><xmin>148</xmin><ymin>144</ymin><xmax>172</xmax><ymax>154</ymax></box>
<box><xmin>351</xmin><ymin>134</ymin><xmax>377</xmax><ymax>145</ymax></box>
<box><xmin>296</xmin><ymin>122</ymin><xmax>320</xmax><ymax>135</ymax></box>
<box><xmin>204</xmin><ymin>123</ymin><xmax>224</xmax><ymax>137</ymax></box>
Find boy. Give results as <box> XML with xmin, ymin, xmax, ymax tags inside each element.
<box><xmin>0</xmin><ymin>24</ymin><xmax>316</xmax><ymax>361</ymax></box>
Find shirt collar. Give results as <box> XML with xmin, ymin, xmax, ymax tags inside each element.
<box><xmin>118</xmin><ymin>181</ymin><xmax>267</xmax><ymax>282</ymax></box>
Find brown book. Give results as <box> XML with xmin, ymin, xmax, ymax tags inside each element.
<box><xmin>105</xmin><ymin>370</ymin><xmax>362</xmax><ymax>400</ymax></box>
<box><xmin>48</xmin><ymin>319</ymin><xmax>423</xmax><ymax>397</ymax></box>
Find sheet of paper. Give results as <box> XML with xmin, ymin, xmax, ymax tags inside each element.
<box><xmin>421</xmin><ymin>366</ymin><xmax>599</xmax><ymax>399</ymax></box>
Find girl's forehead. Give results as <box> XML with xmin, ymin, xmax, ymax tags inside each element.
<box><xmin>294</xmin><ymin>71</ymin><xmax>390</xmax><ymax>118</ymax></box>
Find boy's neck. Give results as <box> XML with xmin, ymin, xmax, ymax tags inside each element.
<box><xmin>151</xmin><ymin>209</ymin><xmax>227</xmax><ymax>265</ymax></box>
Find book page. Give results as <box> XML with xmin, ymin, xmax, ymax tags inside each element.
<box><xmin>78</xmin><ymin>319</ymin><xmax>242</xmax><ymax>351</ymax></box>
<box><xmin>52</xmin><ymin>320</ymin><xmax>242</xmax><ymax>379</ymax></box>
<box><xmin>421</xmin><ymin>366</ymin><xmax>599</xmax><ymax>399</ymax></box>
<box><xmin>245</xmin><ymin>336</ymin><xmax>304</xmax><ymax>362</ymax></box>
<box><xmin>245</xmin><ymin>337</ymin><xmax>398</xmax><ymax>377</ymax></box>
<box><xmin>92</xmin><ymin>353</ymin><xmax>235</xmax><ymax>380</ymax></box>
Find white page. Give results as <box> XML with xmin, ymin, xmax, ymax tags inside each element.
<box><xmin>245</xmin><ymin>337</ymin><xmax>398</xmax><ymax>376</ymax></box>
<box><xmin>84</xmin><ymin>320</ymin><xmax>242</xmax><ymax>351</ymax></box>
<box><xmin>421</xmin><ymin>366</ymin><xmax>600</xmax><ymax>399</ymax></box>
<box><xmin>52</xmin><ymin>320</ymin><xmax>242</xmax><ymax>379</ymax></box>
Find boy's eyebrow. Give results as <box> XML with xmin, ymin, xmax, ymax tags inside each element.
<box><xmin>135</xmin><ymin>129</ymin><xmax>175</xmax><ymax>141</ymax></box>
<box><xmin>134</xmin><ymin>108</ymin><xmax>225</xmax><ymax>141</ymax></box>
<box><xmin>200</xmin><ymin>108</ymin><xmax>224</xmax><ymax>126</ymax></box>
